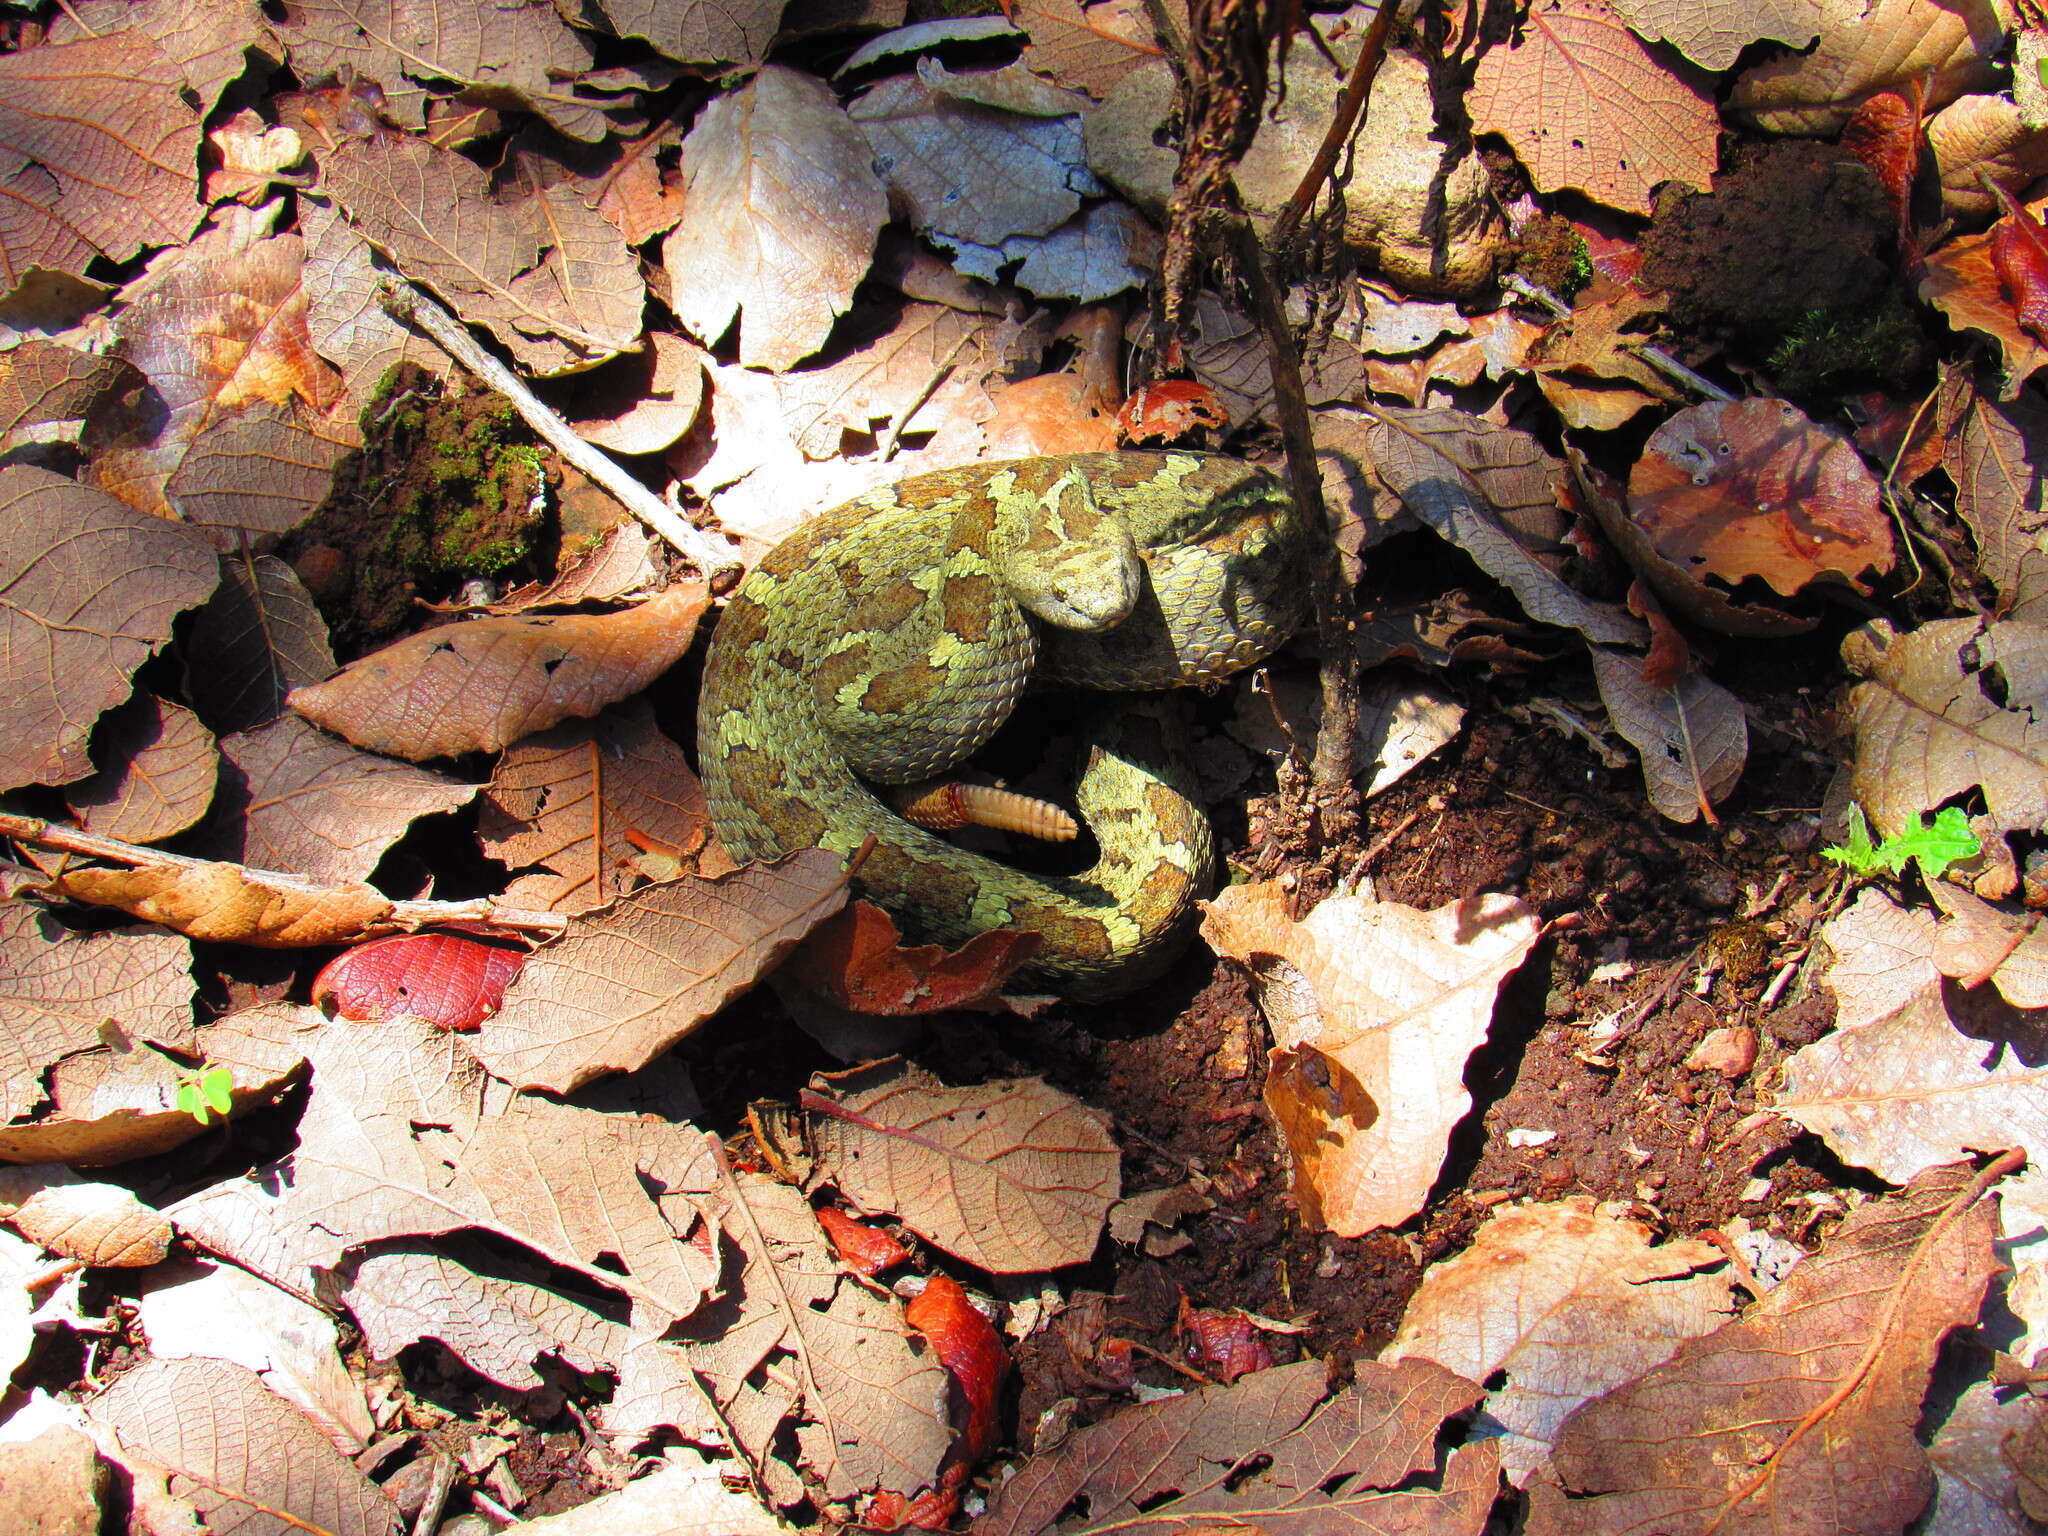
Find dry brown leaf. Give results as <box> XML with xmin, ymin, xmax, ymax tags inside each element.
<box><xmin>290</xmin><ymin>585</ymin><xmax>709</xmax><ymax>761</ymax></box>
<box><xmin>1201</xmin><ymin>883</ymin><xmax>1542</xmax><ymax>1236</ymax></box>
<box><xmin>709</xmin><ymin>1168</ymin><xmax>953</xmax><ymax>1501</ymax></box>
<box><xmin>1930</xmin><ymin>93</ymin><xmax>2048</xmax><ymax>218</ymax></box>
<box><xmin>1526</xmin><ymin>291</ymin><xmax>1678</xmax><ymax>431</ymax></box>
<box><xmin>664</xmin><ymin>66</ymin><xmax>887</xmax><ymax>371</ymax></box>
<box><xmin>320</xmin><ymin>130</ymin><xmax>643</xmax><ymax>374</ymax></box>
<box><xmin>779</xmin><ymin>301</ymin><xmax>1017</xmax><ymax>459</ymax></box>
<box><xmin>1729</xmin><ymin>0</ymin><xmax>2007</xmax><ymax>135</ymax></box>
<box><xmin>171</xmin><ymin>1015</ymin><xmax>720</xmax><ymax>1324</ymax></box>
<box><xmin>89</xmin><ymin>1356</ymin><xmax>401</xmax><ymax>1536</ymax></box>
<box><xmin>297</xmin><ymin>196</ymin><xmax>444</xmax><ymax>408</ymax></box>
<box><xmin>341</xmin><ymin>1246</ymin><xmax>633</xmax><ymax>1392</ymax></box>
<box><xmin>1365</xmin><ymin>407</ymin><xmax>1647</xmax><ymax>648</ymax></box>
<box><xmin>0</xmin><ymin>466</ymin><xmax>218</xmax><ymax>791</ymax></box>
<box><xmin>494</xmin><ymin>1449</ymin><xmax>793</xmax><ymax>1535</ymax></box>
<box><xmin>804</xmin><ymin>1059</ymin><xmax>1118</xmax><ymax>1272</ymax></box>
<box><xmin>540</xmin><ymin>331</ymin><xmax>705</xmax><ymax>457</ymax></box>
<box><xmin>0</xmin><ymin>1405</ymin><xmax>101</xmax><ymax>1536</ymax></box>
<box><xmin>1589</xmin><ymin>646</ymin><xmax>1749</xmax><ymax>824</ymax></box>
<box><xmin>0</xmin><ymin>905</ymin><xmax>194</xmax><ymax>1126</ymax></box>
<box><xmin>63</xmin><ymin>694</ymin><xmax>218</xmax><ymax>846</ymax></box>
<box><xmin>0</xmin><ymin>1002</ymin><xmax>307</xmax><ymax>1166</ymax></box>
<box><xmin>0</xmin><ymin>29</ymin><xmax>203</xmax><ymax>283</ymax></box>
<box><xmin>1604</xmin><ymin>0</ymin><xmax>1820</xmax><ymax>70</ymax></box>
<box><xmin>480</xmin><ymin>702</ymin><xmax>730</xmax><ymax>914</ymax></box>
<box><xmin>184</xmin><ymin>553</ymin><xmax>338</xmax><ymax>735</ymax></box>
<box><xmin>1467</xmin><ymin>0</ymin><xmax>1718</xmax><ymax>216</ymax></box>
<box><xmin>1626</xmin><ymin>397</ymin><xmax>1893</xmax><ymax>597</ymax></box>
<box><xmin>974</xmin><ymin>1355</ymin><xmax>1500</xmax><ymax>1535</ymax></box>
<box><xmin>474</xmin><ymin>850</ymin><xmax>849</xmax><ymax>1092</ymax></box>
<box><xmin>593</xmin><ymin>0</ymin><xmax>787</xmax><ymax>66</ymax></box>
<box><xmin>484</xmin><ymin>521</ymin><xmax>661</xmax><ymax>613</ymax></box>
<box><xmin>13</xmin><ymin>1180</ymin><xmax>172</xmax><ymax>1267</ymax></box>
<box><xmin>206</xmin><ymin>108</ymin><xmax>307</xmax><ymax>207</ymax></box>
<box><xmin>1925</xmin><ymin>879</ymin><xmax>2048</xmax><ymax>1008</ymax></box>
<box><xmin>1946</xmin><ymin>381</ymin><xmax>2048</xmax><ymax>623</ymax></box>
<box><xmin>1922</xmin><ymin>213</ymin><xmax>2048</xmax><ymax>401</ymax></box>
<box><xmin>1384</xmin><ymin>1198</ymin><xmax>1737</xmax><ymax>1486</ymax></box>
<box><xmin>981</xmin><ymin>371</ymin><xmax>1120</xmax><ymax>456</ymax></box>
<box><xmin>1822</xmin><ymin>887</ymin><xmax>1945</xmax><ymax>1031</ymax></box>
<box><xmin>198</xmin><ymin>715</ymin><xmax>477</xmax><ymax>885</ymax></box>
<box><xmin>55</xmin><ymin>0</ymin><xmax>271</xmax><ymax>115</ymax></box>
<box><xmin>0</xmin><ymin>341</ymin><xmax>139</xmax><ymax>449</ymax></box>
<box><xmin>276</xmin><ymin>0</ymin><xmax>608</xmax><ymax>141</ymax></box>
<box><xmin>49</xmin><ymin>862</ymin><xmax>398</xmax><ymax>948</ymax></box>
<box><xmin>87</xmin><ymin>202</ymin><xmax>357</xmax><ymax>549</ymax></box>
<box><xmin>1926</xmin><ymin>1379</ymin><xmax>2048</xmax><ymax>1534</ymax></box>
<box><xmin>1841</xmin><ymin>617</ymin><xmax>2048</xmax><ymax>839</ymax></box>
<box><xmin>139</xmin><ymin>1258</ymin><xmax>373</xmax><ymax>1455</ymax></box>
<box><xmin>1527</xmin><ymin>1158</ymin><xmax>2009</xmax><ymax>1536</ymax></box>
<box><xmin>1015</xmin><ymin>0</ymin><xmax>1165</xmax><ymax>98</ymax></box>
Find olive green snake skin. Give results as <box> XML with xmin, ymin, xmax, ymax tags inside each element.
<box><xmin>696</xmin><ymin>452</ymin><xmax>1313</xmax><ymax>998</ymax></box>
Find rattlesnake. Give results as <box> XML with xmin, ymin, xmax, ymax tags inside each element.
<box><xmin>696</xmin><ymin>452</ymin><xmax>1313</xmax><ymax>998</ymax></box>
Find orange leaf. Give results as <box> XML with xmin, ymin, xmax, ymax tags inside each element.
<box><xmin>313</xmin><ymin>932</ymin><xmax>527</xmax><ymax>1031</ymax></box>
<box><xmin>1841</xmin><ymin>83</ymin><xmax>1925</xmax><ymax>274</ymax></box>
<box><xmin>783</xmin><ymin>899</ymin><xmax>1040</xmax><ymax>1015</ymax></box>
<box><xmin>905</xmin><ymin>1275</ymin><xmax>1010</xmax><ymax>1464</ymax></box>
<box><xmin>816</xmin><ymin>1206</ymin><xmax>911</xmax><ymax>1277</ymax></box>
<box><xmin>1115</xmin><ymin>379</ymin><xmax>1230</xmax><ymax>445</ymax></box>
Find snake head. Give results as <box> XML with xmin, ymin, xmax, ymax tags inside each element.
<box><xmin>995</xmin><ymin>463</ymin><xmax>1145</xmax><ymax>634</ymax></box>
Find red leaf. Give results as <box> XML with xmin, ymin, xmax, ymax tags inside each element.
<box><xmin>816</xmin><ymin>1206</ymin><xmax>911</xmax><ymax>1276</ymax></box>
<box><xmin>782</xmin><ymin>900</ymin><xmax>1040</xmax><ymax>1015</ymax></box>
<box><xmin>1626</xmin><ymin>578</ymin><xmax>1692</xmax><ymax>691</ymax></box>
<box><xmin>1116</xmin><ymin>379</ymin><xmax>1230</xmax><ymax>445</ymax></box>
<box><xmin>906</xmin><ymin>1276</ymin><xmax>1010</xmax><ymax>1465</ymax></box>
<box><xmin>1177</xmin><ymin>1298</ymin><xmax>1274</xmax><ymax>1384</ymax></box>
<box><xmin>1841</xmin><ymin>83</ymin><xmax>1924</xmax><ymax>275</ymax></box>
<box><xmin>860</xmin><ymin>1486</ymin><xmax>959</xmax><ymax>1532</ymax></box>
<box><xmin>312</xmin><ymin>931</ymin><xmax>527</xmax><ymax>1031</ymax></box>
<box><xmin>1986</xmin><ymin>176</ymin><xmax>2048</xmax><ymax>348</ymax></box>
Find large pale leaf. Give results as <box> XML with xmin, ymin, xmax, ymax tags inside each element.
<box><xmin>1201</xmin><ymin>883</ymin><xmax>1541</xmax><ymax>1236</ymax></box>
<box><xmin>1015</xmin><ymin>0</ymin><xmax>1165</xmax><ymax>99</ymax></box>
<box><xmin>170</xmin><ymin>1016</ymin><xmax>720</xmax><ymax>1324</ymax></box>
<box><xmin>474</xmin><ymin>851</ymin><xmax>849</xmax><ymax>1092</ymax></box>
<box><xmin>974</xmin><ymin>1356</ymin><xmax>1499</xmax><ymax>1535</ymax></box>
<box><xmin>320</xmin><ymin>130</ymin><xmax>642</xmax><ymax>374</ymax></box>
<box><xmin>1467</xmin><ymin>0</ymin><xmax>1718</xmax><ymax>215</ymax></box>
<box><xmin>200</xmin><ymin>715</ymin><xmax>478</xmax><ymax>884</ymax></box>
<box><xmin>663</xmin><ymin>66</ymin><xmax>888</xmax><ymax>371</ymax></box>
<box><xmin>0</xmin><ymin>30</ymin><xmax>203</xmax><ymax>284</ymax></box>
<box><xmin>55</xmin><ymin>0</ymin><xmax>271</xmax><ymax>115</ymax></box>
<box><xmin>479</xmin><ymin>701</ymin><xmax>730</xmax><ymax>915</ymax></box>
<box><xmin>89</xmin><ymin>1357</ymin><xmax>400</xmax><ymax>1536</ymax></box>
<box><xmin>805</xmin><ymin>1059</ymin><xmax>1119</xmax><ymax>1272</ymax></box>
<box><xmin>592</xmin><ymin>0</ymin><xmax>787</xmax><ymax>66</ymax></box>
<box><xmin>1728</xmin><ymin>0</ymin><xmax>2007</xmax><ymax>134</ymax></box>
<box><xmin>1527</xmin><ymin>1159</ymin><xmax>2007</xmax><ymax>1536</ymax></box>
<box><xmin>1841</xmin><ymin>617</ymin><xmax>2048</xmax><ymax>839</ymax></box>
<box><xmin>1605</xmin><ymin>0</ymin><xmax>1820</xmax><ymax>70</ymax></box>
<box><xmin>0</xmin><ymin>466</ymin><xmax>218</xmax><ymax>790</ymax></box>
<box><xmin>289</xmin><ymin>585</ymin><xmax>710</xmax><ymax>760</ymax></box>
<box><xmin>778</xmin><ymin>301</ymin><xmax>1015</xmax><ymax>459</ymax></box>
<box><xmin>0</xmin><ymin>906</ymin><xmax>194</xmax><ymax>1125</ymax></box>
<box><xmin>1384</xmin><ymin>1198</ymin><xmax>1736</xmax><ymax>1485</ymax></box>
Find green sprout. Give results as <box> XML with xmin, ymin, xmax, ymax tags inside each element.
<box><xmin>174</xmin><ymin>1063</ymin><xmax>235</xmax><ymax>1126</ymax></box>
<box><xmin>1821</xmin><ymin>804</ymin><xmax>1980</xmax><ymax>881</ymax></box>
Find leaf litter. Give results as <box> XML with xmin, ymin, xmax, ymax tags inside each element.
<box><xmin>1</xmin><ymin>1</ymin><xmax>2047</xmax><ymax>1531</ymax></box>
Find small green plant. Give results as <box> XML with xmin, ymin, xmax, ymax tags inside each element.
<box><xmin>174</xmin><ymin>1063</ymin><xmax>234</xmax><ymax>1126</ymax></box>
<box><xmin>1821</xmin><ymin>804</ymin><xmax>1980</xmax><ymax>880</ymax></box>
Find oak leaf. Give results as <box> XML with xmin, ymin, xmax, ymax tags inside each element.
<box><xmin>53</xmin><ymin>0</ymin><xmax>271</xmax><ymax>116</ymax></box>
<box><xmin>539</xmin><ymin>331</ymin><xmax>705</xmax><ymax>457</ymax></box>
<box><xmin>1466</xmin><ymin>0</ymin><xmax>1718</xmax><ymax>216</ymax></box>
<box><xmin>1925</xmin><ymin>1379</ymin><xmax>2048</xmax><ymax>1534</ymax></box>
<box><xmin>290</xmin><ymin>585</ymin><xmax>710</xmax><ymax>760</ymax></box>
<box><xmin>474</xmin><ymin>850</ymin><xmax>850</xmax><ymax>1092</ymax></box>
<box><xmin>1924</xmin><ymin>879</ymin><xmax>2048</xmax><ymax>1008</ymax></box>
<box><xmin>492</xmin><ymin>1449</ymin><xmax>795</xmax><ymax>1534</ymax></box>
<box><xmin>1201</xmin><ymin>882</ymin><xmax>1541</xmax><ymax>1236</ymax></box>
<box><xmin>664</xmin><ymin>66</ymin><xmax>888</xmax><ymax>371</ymax></box>
<box><xmin>777</xmin><ymin>300</ymin><xmax>1018</xmax><ymax>460</ymax></box>
<box><xmin>296</xmin><ymin>197</ymin><xmax>444</xmax><ymax>409</ymax></box>
<box><xmin>1840</xmin><ymin>617</ymin><xmax>2048</xmax><ymax>840</ymax></box>
<box><xmin>479</xmin><ymin>702</ymin><xmax>730</xmax><ymax>914</ymax></box>
<box><xmin>804</xmin><ymin>1058</ymin><xmax>1118</xmax><ymax>1272</ymax></box>
<box><xmin>1929</xmin><ymin>93</ymin><xmax>2048</xmax><ymax>218</ymax></box>
<box><xmin>974</xmin><ymin>1355</ymin><xmax>1500</xmax><ymax>1535</ymax></box>
<box><xmin>12</xmin><ymin>1179</ymin><xmax>171</xmax><ymax>1268</ymax></box>
<box><xmin>1527</xmin><ymin>1159</ymin><xmax>2009</xmax><ymax>1536</ymax></box>
<box><xmin>0</xmin><ymin>466</ymin><xmax>218</xmax><ymax>791</ymax></box>
<box><xmin>1384</xmin><ymin>1198</ymin><xmax>1737</xmax><ymax>1484</ymax></box>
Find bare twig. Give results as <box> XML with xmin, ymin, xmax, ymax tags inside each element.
<box><xmin>379</xmin><ymin>279</ymin><xmax>742</xmax><ymax>583</ymax></box>
<box><xmin>0</xmin><ymin>812</ymin><xmax>568</xmax><ymax>940</ymax></box>
<box><xmin>1270</xmin><ymin>2</ymin><xmax>1396</xmax><ymax>249</ymax></box>
<box><xmin>1502</xmin><ymin>274</ymin><xmax>1734</xmax><ymax>402</ymax></box>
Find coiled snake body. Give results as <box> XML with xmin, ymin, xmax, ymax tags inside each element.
<box><xmin>696</xmin><ymin>452</ymin><xmax>1312</xmax><ymax>998</ymax></box>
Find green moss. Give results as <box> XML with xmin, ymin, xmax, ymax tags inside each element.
<box><xmin>1765</xmin><ymin>295</ymin><xmax>1929</xmax><ymax>394</ymax></box>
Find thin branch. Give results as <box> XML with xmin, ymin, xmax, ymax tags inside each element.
<box><xmin>379</xmin><ymin>279</ymin><xmax>742</xmax><ymax>583</ymax></box>
<box><xmin>1270</xmin><ymin>2</ymin><xmax>1396</xmax><ymax>249</ymax></box>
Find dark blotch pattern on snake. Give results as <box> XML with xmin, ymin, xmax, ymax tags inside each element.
<box><xmin>696</xmin><ymin>452</ymin><xmax>1313</xmax><ymax>998</ymax></box>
